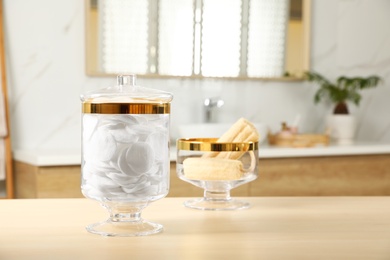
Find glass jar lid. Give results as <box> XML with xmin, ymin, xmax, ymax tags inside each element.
<box><xmin>81</xmin><ymin>75</ymin><xmax>173</xmax><ymax>114</ymax></box>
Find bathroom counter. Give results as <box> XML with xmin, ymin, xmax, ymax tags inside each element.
<box><xmin>257</xmin><ymin>141</ymin><xmax>390</xmax><ymax>158</ymax></box>
<box><xmin>1</xmin><ymin>197</ymin><xmax>390</xmax><ymax>259</ymax></box>
<box><xmin>12</xmin><ymin>142</ymin><xmax>390</xmax><ymax>198</ymax></box>
<box><xmin>13</xmin><ymin>141</ymin><xmax>390</xmax><ymax>166</ymax></box>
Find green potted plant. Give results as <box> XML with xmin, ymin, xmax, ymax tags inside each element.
<box><xmin>305</xmin><ymin>71</ymin><xmax>382</xmax><ymax>114</ymax></box>
<box><xmin>305</xmin><ymin>71</ymin><xmax>382</xmax><ymax>143</ymax></box>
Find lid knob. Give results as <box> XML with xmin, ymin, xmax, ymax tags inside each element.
<box><xmin>117</xmin><ymin>74</ymin><xmax>136</xmax><ymax>86</ymax></box>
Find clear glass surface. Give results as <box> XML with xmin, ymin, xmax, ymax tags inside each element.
<box><xmin>176</xmin><ymin>141</ymin><xmax>259</xmax><ymax>210</ymax></box>
<box><xmin>81</xmin><ymin>75</ymin><xmax>172</xmax><ymax>236</ymax></box>
<box><xmin>82</xmin><ymin>113</ymin><xmax>170</xmax><ymax>236</ymax></box>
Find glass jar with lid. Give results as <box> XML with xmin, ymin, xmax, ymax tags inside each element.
<box><xmin>81</xmin><ymin>75</ymin><xmax>173</xmax><ymax>236</ymax></box>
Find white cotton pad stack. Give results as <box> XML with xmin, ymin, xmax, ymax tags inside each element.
<box><xmin>81</xmin><ymin>114</ymin><xmax>169</xmax><ymax>200</ymax></box>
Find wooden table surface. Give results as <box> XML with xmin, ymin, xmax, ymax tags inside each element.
<box><xmin>1</xmin><ymin>197</ymin><xmax>390</xmax><ymax>260</ymax></box>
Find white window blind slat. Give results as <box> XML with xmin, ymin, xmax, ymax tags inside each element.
<box><xmin>247</xmin><ymin>0</ymin><xmax>289</xmax><ymax>78</ymax></box>
<box><xmin>99</xmin><ymin>0</ymin><xmax>149</xmax><ymax>74</ymax></box>
<box><xmin>201</xmin><ymin>0</ymin><xmax>242</xmax><ymax>77</ymax></box>
<box><xmin>158</xmin><ymin>0</ymin><xmax>194</xmax><ymax>76</ymax></box>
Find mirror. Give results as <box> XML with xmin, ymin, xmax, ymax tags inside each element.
<box><xmin>86</xmin><ymin>0</ymin><xmax>310</xmax><ymax>80</ymax></box>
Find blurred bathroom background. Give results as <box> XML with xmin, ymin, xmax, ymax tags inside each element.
<box><xmin>3</xmin><ymin>0</ymin><xmax>390</xmax><ymax>154</ymax></box>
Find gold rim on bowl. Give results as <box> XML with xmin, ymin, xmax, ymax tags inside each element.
<box><xmin>177</xmin><ymin>138</ymin><xmax>258</xmax><ymax>152</ymax></box>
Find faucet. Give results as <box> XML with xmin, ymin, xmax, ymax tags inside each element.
<box><xmin>203</xmin><ymin>97</ymin><xmax>224</xmax><ymax>123</ymax></box>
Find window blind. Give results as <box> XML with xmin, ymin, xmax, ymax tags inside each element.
<box><xmin>98</xmin><ymin>0</ymin><xmax>290</xmax><ymax>78</ymax></box>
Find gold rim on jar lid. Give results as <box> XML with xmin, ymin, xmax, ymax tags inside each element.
<box><xmin>82</xmin><ymin>102</ymin><xmax>170</xmax><ymax>114</ymax></box>
<box><xmin>177</xmin><ymin>138</ymin><xmax>258</xmax><ymax>152</ymax></box>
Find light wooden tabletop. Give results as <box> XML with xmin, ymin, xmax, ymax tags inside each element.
<box><xmin>0</xmin><ymin>197</ymin><xmax>390</xmax><ymax>259</ymax></box>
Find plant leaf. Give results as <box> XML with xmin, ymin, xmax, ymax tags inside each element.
<box><xmin>305</xmin><ymin>71</ymin><xmax>383</xmax><ymax>107</ymax></box>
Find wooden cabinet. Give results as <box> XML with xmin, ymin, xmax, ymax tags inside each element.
<box><xmin>252</xmin><ymin>154</ymin><xmax>390</xmax><ymax>196</ymax></box>
<box><xmin>14</xmin><ymin>154</ymin><xmax>390</xmax><ymax>198</ymax></box>
<box><xmin>14</xmin><ymin>161</ymin><xmax>82</xmax><ymax>198</ymax></box>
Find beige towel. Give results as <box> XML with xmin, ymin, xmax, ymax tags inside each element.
<box><xmin>0</xmin><ymin>91</ymin><xmax>7</xmax><ymax>137</ymax></box>
<box><xmin>0</xmin><ymin>139</ymin><xmax>5</xmax><ymax>180</ymax></box>
<box><xmin>0</xmin><ymin>91</ymin><xmax>7</xmax><ymax>180</ymax></box>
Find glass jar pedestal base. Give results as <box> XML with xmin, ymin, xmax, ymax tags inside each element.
<box><xmin>183</xmin><ymin>190</ymin><xmax>250</xmax><ymax>211</ymax></box>
<box><xmin>86</xmin><ymin>201</ymin><xmax>163</xmax><ymax>237</ymax></box>
<box><xmin>86</xmin><ymin>218</ymin><xmax>163</xmax><ymax>237</ymax></box>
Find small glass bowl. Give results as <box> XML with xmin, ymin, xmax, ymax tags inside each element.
<box><xmin>176</xmin><ymin>138</ymin><xmax>259</xmax><ymax>210</ymax></box>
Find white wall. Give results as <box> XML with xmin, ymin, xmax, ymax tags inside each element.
<box><xmin>3</xmin><ymin>0</ymin><xmax>390</xmax><ymax>152</ymax></box>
